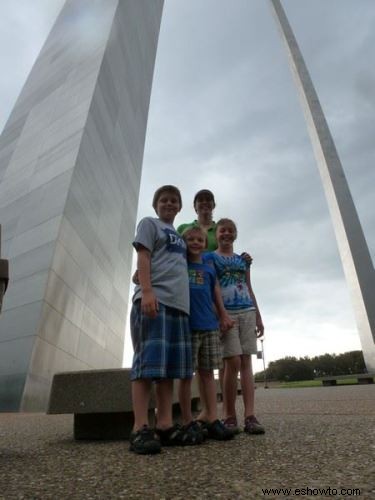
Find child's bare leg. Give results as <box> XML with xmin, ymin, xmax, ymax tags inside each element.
<box><xmin>196</xmin><ymin>372</ymin><xmax>209</xmax><ymax>421</ymax></box>
<box><xmin>132</xmin><ymin>379</ymin><xmax>152</xmax><ymax>431</ymax></box>
<box><xmin>197</xmin><ymin>369</ymin><xmax>217</xmax><ymax>422</ymax></box>
<box><xmin>178</xmin><ymin>378</ymin><xmax>193</xmax><ymax>425</ymax></box>
<box><xmin>223</xmin><ymin>356</ymin><xmax>241</xmax><ymax>419</ymax></box>
<box><xmin>155</xmin><ymin>379</ymin><xmax>174</xmax><ymax>429</ymax></box>
<box><xmin>218</xmin><ymin>367</ymin><xmax>225</xmax><ymax>415</ymax></box>
<box><xmin>240</xmin><ymin>355</ymin><xmax>255</xmax><ymax>417</ymax></box>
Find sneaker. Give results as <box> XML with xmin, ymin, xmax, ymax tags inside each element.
<box><xmin>222</xmin><ymin>416</ymin><xmax>240</xmax><ymax>434</ymax></box>
<box><xmin>244</xmin><ymin>415</ymin><xmax>265</xmax><ymax>435</ymax></box>
<box><xmin>129</xmin><ymin>425</ymin><xmax>161</xmax><ymax>454</ymax></box>
<box><xmin>207</xmin><ymin>419</ymin><xmax>235</xmax><ymax>441</ymax></box>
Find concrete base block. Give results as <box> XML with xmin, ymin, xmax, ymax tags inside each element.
<box><xmin>357</xmin><ymin>377</ymin><xmax>374</xmax><ymax>385</ymax></box>
<box><xmin>74</xmin><ymin>411</ymin><xmax>154</xmax><ymax>440</ymax></box>
<box><xmin>48</xmin><ymin>368</ymin><xmax>204</xmax><ymax>440</ymax></box>
<box><xmin>319</xmin><ymin>373</ymin><xmax>374</xmax><ymax>386</ymax></box>
<box><xmin>48</xmin><ymin>368</ymin><xmax>135</xmax><ymax>415</ymax></box>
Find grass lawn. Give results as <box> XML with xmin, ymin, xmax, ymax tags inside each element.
<box><xmin>276</xmin><ymin>378</ymin><xmax>358</xmax><ymax>388</ymax></box>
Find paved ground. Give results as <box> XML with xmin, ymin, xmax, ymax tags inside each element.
<box><xmin>0</xmin><ymin>385</ymin><xmax>374</xmax><ymax>499</ymax></box>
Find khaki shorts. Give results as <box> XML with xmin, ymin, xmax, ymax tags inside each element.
<box><xmin>221</xmin><ymin>309</ymin><xmax>257</xmax><ymax>358</ymax></box>
<box><xmin>192</xmin><ymin>330</ymin><xmax>223</xmax><ymax>371</ymax></box>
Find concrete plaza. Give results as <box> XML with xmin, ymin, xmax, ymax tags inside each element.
<box><xmin>0</xmin><ymin>384</ymin><xmax>374</xmax><ymax>499</ymax></box>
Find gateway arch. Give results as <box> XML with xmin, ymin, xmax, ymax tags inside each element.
<box><xmin>0</xmin><ymin>0</ymin><xmax>374</xmax><ymax>411</ymax></box>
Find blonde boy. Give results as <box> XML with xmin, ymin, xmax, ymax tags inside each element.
<box><xmin>178</xmin><ymin>226</ymin><xmax>234</xmax><ymax>440</ymax></box>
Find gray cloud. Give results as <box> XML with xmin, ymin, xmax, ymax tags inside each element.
<box><xmin>1</xmin><ymin>0</ymin><xmax>373</xmax><ymax>368</ymax></box>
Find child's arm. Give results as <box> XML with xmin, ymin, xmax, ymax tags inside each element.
<box><xmin>137</xmin><ymin>245</ymin><xmax>158</xmax><ymax>318</ymax></box>
<box><xmin>245</xmin><ymin>269</ymin><xmax>264</xmax><ymax>337</ymax></box>
<box><xmin>214</xmin><ymin>281</ymin><xmax>234</xmax><ymax>332</ymax></box>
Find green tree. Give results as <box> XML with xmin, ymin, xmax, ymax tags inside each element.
<box><xmin>266</xmin><ymin>356</ymin><xmax>314</xmax><ymax>382</ymax></box>
<box><xmin>256</xmin><ymin>350</ymin><xmax>366</xmax><ymax>382</ymax></box>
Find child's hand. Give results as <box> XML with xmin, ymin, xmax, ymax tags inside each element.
<box><xmin>220</xmin><ymin>314</ymin><xmax>235</xmax><ymax>332</ymax></box>
<box><xmin>255</xmin><ymin>315</ymin><xmax>264</xmax><ymax>338</ymax></box>
<box><xmin>141</xmin><ymin>290</ymin><xmax>159</xmax><ymax>318</ymax></box>
<box><xmin>241</xmin><ymin>252</ymin><xmax>253</xmax><ymax>266</ymax></box>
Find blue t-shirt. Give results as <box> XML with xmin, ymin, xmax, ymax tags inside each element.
<box><xmin>188</xmin><ymin>262</ymin><xmax>219</xmax><ymax>331</ymax></box>
<box><xmin>204</xmin><ymin>252</ymin><xmax>254</xmax><ymax>312</ymax></box>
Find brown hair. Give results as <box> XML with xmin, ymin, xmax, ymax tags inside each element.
<box><xmin>193</xmin><ymin>189</ymin><xmax>216</xmax><ymax>208</ymax></box>
<box><xmin>152</xmin><ymin>185</ymin><xmax>182</xmax><ymax>211</ymax></box>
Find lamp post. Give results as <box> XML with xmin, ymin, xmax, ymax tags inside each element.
<box><xmin>260</xmin><ymin>339</ymin><xmax>268</xmax><ymax>389</ymax></box>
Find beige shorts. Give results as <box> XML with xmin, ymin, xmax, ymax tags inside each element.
<box><xmin>221</xmin><ymin>309</ymin><xmax>257</xmax><ymax>358</ymax></box>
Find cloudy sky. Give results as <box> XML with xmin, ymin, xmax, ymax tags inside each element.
<box><xmin>1</xmin><ymin>1</ymin><xmax>374</xmax><ymax>371</ymax></box>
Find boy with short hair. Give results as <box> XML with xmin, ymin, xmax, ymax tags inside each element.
<box><xmin>178</xmin><ymin>226</ymin><xmax>235</xmax><ymax>440</ymax></box>
<box><xmin>129</xmin><ymin>185</ymin><xmax>192</xmax><ymax>454</ymax></box>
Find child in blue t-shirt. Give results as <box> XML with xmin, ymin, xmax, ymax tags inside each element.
<box><xmin>178</xmin><ymin>227</ymin><xmax>235</xmax><ymax>440</ymax></box>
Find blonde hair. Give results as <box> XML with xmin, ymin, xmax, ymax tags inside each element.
<box><xmin>182</xmin><ymin>226</ymin><xmax>208</xmax><ymax>248</ymax></box>
<box><xmin>216</xmin><ymin>218</ymin><xmax>237</xmax><ymax>240</ymax></box>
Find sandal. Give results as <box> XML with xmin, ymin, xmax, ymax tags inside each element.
<box><xmin>129</xmin><ymin>425</ymin><xmax>161</xmax><ymax>454</ymax></box>
<box><xmin>244</xmin><ymin>415</ymin><xmax>265</xmax><ymax>435</ymax></box>
<box><xmin>155</xmin><ymin>422</ymin><xmax>204</xmax><ymax>446</ymax></box>
<box><xmin>181</xmin><ymin>421</ymin><xmax>205</xmax><ymax>445</ymax></box>
<box><xmin>194</xmin><ymin>419</ymin><xmax>209</xmax><ymax>439</ymax></box>
<box><xmin>222</xmin><ymin>416</ymin><xmax>240</xmax><ymax>434</ymax></box>
<box><xmin>207</xmin><ymin>419</ymin><xmax>235</xmax><ymax>441</ymax></box>
<box><xmin>155</xmin><ymin>424</ymin><xmax>184</xmax><ymax>446</ymax></box>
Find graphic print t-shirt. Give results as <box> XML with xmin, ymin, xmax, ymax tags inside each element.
<box><xmin>132</xmin><ymin>217</ymin><xmax>189</xmax><ymax>314</ymax></box>
<box><xmin>204</xmin><ymin>252</ymin><xmax>254</xmax><ymax>312</ymax></box>
<box><xmin>188</xmin><ymin>262</ymin><xmax>219</xmax><ymax>330</ymax></box>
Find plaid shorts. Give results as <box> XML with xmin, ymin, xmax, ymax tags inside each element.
<box><xmin>192</xmin><ymin>329</ymin><xmax>223</xmax><ymax>371</ymax></box>
<box><xmin>130</xmin><ymin>300</ymin><xmax>193</xmax><ymax>380</ymax></box>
